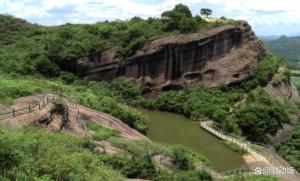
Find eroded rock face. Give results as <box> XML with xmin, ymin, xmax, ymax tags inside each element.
<box><xmin>72</xmin><ymin>21</ymin><xmax>266</xmax><ymax>95</ymax></box>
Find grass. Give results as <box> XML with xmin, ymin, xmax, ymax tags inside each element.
<box><xmin>85</xmin><ymin>120</ymin><xmax>120</xmax><ymax>140</ymax></box>
<box><xmin>223</xmin><ymin>174</ymin><xmax>279</xmax><ymax>181</ymax></box>
<box><xmin>0</xmin><ymin>124</ymin><xmax>125</xmax><ymax>181</ymax></box>
<box><xmin>291</xmin><ymin>76</ymin><xmax>300</xmax><ymax>89</ymax></box>
<box><xmin>222</xmin><ymin>140</ymin><xmax>247</xmax><ymax>154</ymax></box>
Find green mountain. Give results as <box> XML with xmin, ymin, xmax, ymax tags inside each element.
<box><xmin>264</xmin><ymin>36</ymin><xmax>300</xmax><ymax>69</ymax></box>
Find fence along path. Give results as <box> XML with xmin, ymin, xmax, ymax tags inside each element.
<box><xmin>0</xmin><ymin>93</ymin><xmax>93</xmax><ymax>141</ymax></box>
<box><xmin>200</xmin><ymin>121</ymin><xmax>300</xmax><ymax>180</ymax></box>
<box><xmin>0</xmin><ymin>95</ymin><xmax>56</xmax><ymax>120</ymax></box>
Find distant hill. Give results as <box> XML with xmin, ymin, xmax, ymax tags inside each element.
<box><xmin>259</xmin><ymin>35</ymin><xmax>281</xmax><ymax>41</ymax></box>
<box><xmin>264</xmin><ymin>36</ymin><xmax>300</xmax><ymax>69</ymax></box>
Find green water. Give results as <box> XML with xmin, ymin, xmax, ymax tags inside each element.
<box><xmin>139</xmin><ymin>109</ymin><xmax>245</xmax><ymax>172</ymax></box>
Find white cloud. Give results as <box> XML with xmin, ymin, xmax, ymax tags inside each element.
<box><xmin>1</xmin><ymin>0</ymin><xmax>300</xmax><ymax>34</ymax></box>
<box><xmin>1</xmin><ymin>0</ymin><xmax>50</xmax><ymax>18</ymax></box>
<box><xmin>220</xmin><ymin>0</ymin><xmax>300</xmax><ymax>26</ymax></box>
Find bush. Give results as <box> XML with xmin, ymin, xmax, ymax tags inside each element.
<box><xmin>110</xmin><ymin>77</ymin><xmax>144</xmax><ymax>106</ymax></box>
<box><xmin>34</xmin><ymin>57</ymin><xmax>60</xmax><ymax>77</ymax></box>
<box><xmin>179</xmin><ymin>17</ymin><xmax>197</xmax><ymax>33</ymax></box>
<box><xmin>241</xmin><ymin>55</ymin><xmax>283</xmax><ymax>90</ymax></box>
<box><xmin>256</xmin><ymin>55</ymin><xmax>282</xmax><ymax>86</ymax></box>
<box><xmin>171</xmin><ymin>145</ymin><xmax>195</xmax><ymax>171</ymax></box>
<box><xmin>121</xmin><ymin>155</ymin><xmax>158</xmax><ymax>180</ymax></box>
<box><xmin>155</xmin><ymin>90</ymin><xmax>186</xmax><ymax>113</ymax></box>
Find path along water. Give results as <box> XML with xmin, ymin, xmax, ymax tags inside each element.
<box><xmin>139</xmin><ymin>109</ymin><xmax>245</xmax><ymax>172</ymax></box>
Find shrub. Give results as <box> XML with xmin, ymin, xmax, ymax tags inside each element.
<box><xmin>121</xmin><ymin>155</ymin><xmax>158</xmax><ymax>180</ymax></box>
<box><xmin>110</xmin><ymin>77</ymin><xmax>144</xmax><ymax>106</ymax></box>
<box><xmin>171</xmin><ymin>145</ymin><xmax>195</xmax><ymax>171</ymax></box>
<box><xmin>256</xmin><ymin>55</ymin><xmax>282</xmax><ymax>86</ymax></box>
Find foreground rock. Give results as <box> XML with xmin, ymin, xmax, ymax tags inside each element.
<box><xmin>70</xmin><ymin>21</ymin><xmax>266</xmax><ymax>95</ymax></box>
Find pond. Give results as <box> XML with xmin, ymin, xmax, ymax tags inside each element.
<box><xmin>139</xmin><ymin>109</ymin><xmax>245</xmax><ymax>172</ymax></box>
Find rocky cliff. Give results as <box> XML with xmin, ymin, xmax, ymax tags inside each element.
<box><xmin>71</xmin><ymin>21</ymin><xmax>266</xmax><ymax>94</ymax></box>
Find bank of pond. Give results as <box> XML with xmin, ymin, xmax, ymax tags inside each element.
<box><xmin>139</xmin><ymin>109</ymin><xmax>246</xmax><ymax>172</ymax></box>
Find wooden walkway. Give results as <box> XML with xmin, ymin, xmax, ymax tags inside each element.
<box><xmin>200</xmin><ymin>121</ymin><xmax>300</xmax><ymax>181</ymax></box>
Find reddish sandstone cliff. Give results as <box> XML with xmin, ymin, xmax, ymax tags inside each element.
<box><xmin>71</xmin><ymin>21</ymin><xmax>266</xmax><ymax>94</ymax></box>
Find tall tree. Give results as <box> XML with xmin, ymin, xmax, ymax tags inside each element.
<box><xmin>161</xmin><ymin>3</ymin><xmax>192</xmax><ymax>31</ymax></box>
<box><xmin>200</xmin><ymin>8</ymin><xmax>213</xmax><ymax>17</ymax></box>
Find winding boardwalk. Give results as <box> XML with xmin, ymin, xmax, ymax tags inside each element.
<box><xmin>200</xmin><ymin>121</ymin><xmax>300</xmax><ymax>181</ymax></box>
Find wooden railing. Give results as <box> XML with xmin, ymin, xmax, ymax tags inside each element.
<box><xmin>200</xmin><ymin>121</ymin><xmax>300</xmax><ymax>178</ymax></box>
<box><xmin>0</xmin><ymin>93</ymin><xmax>93</xmax><ymax>141</ymax></box>
<box><xmin>0</xmin><ymin>95</ymin><xmax>56</xmax><ymax>120</ymax></box>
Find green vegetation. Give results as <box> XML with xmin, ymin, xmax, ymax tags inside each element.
<box><xmin>277</xmin><ymin>123</ymin><xmax>300</xmax><ymax>172</ymax></box>
<box><xmin>264</xmin><ymin>36</ymin><xmax>300</xmax><ymax>69</ymax></box>
<box><xmin>102</xmin><ymin>137</ymin><xmax>211</xmax><ymax>180</ymax></box>
<box><xmin>271</xmin><ymin>68</ymin><xmax>290</xmax><ymax>87</ymax></box>
<box><xmin>222</xmin><ymin>141</ymin><xmax>247</xmax><ymax>154</ymax></box>
<box><xmin>291</xmin><ymin>69</ymin><xmax>300</xmax><ymax>76</ymax></box>
<box><xmin>241</xmin><ymin>55</ymin><xmax>283</xmax><ymax>90</ymax></box>
<box><xmin>234</xmin><ymin>89</ymin><xmax>289</xmax><ymax>142</ymax></box>
<box><xmin>0</xmin><ymin>125</ymin><xmax>124</xmax><ymax>181</ymax></box>
<box><xmin>0</xmin><ymin>74</ymin><xmax>147</xmax><ymax>133</ymax></box>
<box><xmin>291</xmin><ymin>76</ymin><xmax>300</xmax><ymax>90</ymax></box>
<box><xmin>224</xmin><ymin>174</ymin><xmax>279</xmax><ymax>181</ymax></box>
<box><xmin>85</xmin><ymin>120</ymin><xmax>120</xmax><ymax>140</ymax></box>
<box><xmin>171</xmin><ymin>145</ymin><xmax>196</xmax><ymax>170</ymax></box>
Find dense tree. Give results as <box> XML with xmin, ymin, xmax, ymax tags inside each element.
<box><xmin>235</xmin><ymin>89</ymin><xmax>288</xmax><ymax>142</ymax></box>
<box><xmin>161</xmin><ymin>3</ymin><xmax>193</xmax><ymax>31</ymax></box>
<box><xmin>179</xmin><ymin>17</ymin><xmax>197</xmax><ymax>33</ymax></box>
<box><xmin>200</xmin><ymin>8</ymin><xmax>213</xmax><ymax>17</ymax></box>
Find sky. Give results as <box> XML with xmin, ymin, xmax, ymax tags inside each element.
<box><xmin>1</xmin><ymin>0</ymin><xmax>300</xmax><ymax>36</ymax></box>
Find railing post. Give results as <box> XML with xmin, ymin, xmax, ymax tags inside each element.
<box><xmin>12</xmin><ymin>109</ymin><xmax>15</xmax><ymax>117</ymax></box>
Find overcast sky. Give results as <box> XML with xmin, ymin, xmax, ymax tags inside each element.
<box><xmin>1</xmin><ymin>0</ymin><xmax>300</xmax><ymax>36</ymax></box>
